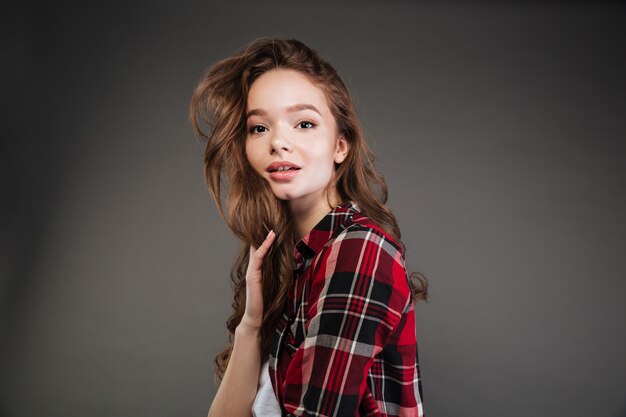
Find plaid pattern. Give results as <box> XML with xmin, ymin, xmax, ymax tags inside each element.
<box><xmin>268</xmin><ymin>201</ymin><xmax>424</xmax><ymax>417</ymax></box>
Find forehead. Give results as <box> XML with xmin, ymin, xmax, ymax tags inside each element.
<box><xmin>246</xmin><ymin>69</ymin><xmax>330</xmax><ymax>114</ymax></box>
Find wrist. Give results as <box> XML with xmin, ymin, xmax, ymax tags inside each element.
<box><xmin>236</xmin><ymin>318</ymin><xmax>262</xmax><ymax>338</ymax></box>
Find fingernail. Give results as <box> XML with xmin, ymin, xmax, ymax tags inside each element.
<box><xmin>266</xmin><ymin>229</ymin><xmax>274</xmax><ymax>239</ymax></box>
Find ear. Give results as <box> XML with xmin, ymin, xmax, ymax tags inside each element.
<box><xmin>334</xmin><ymin>135</ymin><xmax>349</xmax><ymax>164</ymax></box>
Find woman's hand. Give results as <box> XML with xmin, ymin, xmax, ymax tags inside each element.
<box><xmin>208</xmin><ymin>229</ymin><xmax>275</xmax><ymax>417</ymax></box>
<box><xmin>239</xmin><ymin>229</ymin><xmax>275</xmax><ymax>333</ymax></box>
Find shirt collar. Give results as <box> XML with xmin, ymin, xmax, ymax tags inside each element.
<box><xmin>294</xmin><ymin>200</ymin><xmax>360</xmax><ymax>262</ymax></box>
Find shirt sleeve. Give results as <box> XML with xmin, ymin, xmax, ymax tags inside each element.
<box><xmin>282</xmin><ymin>225</ymin><xmax>412</xmax><ymax>417</ymax></box>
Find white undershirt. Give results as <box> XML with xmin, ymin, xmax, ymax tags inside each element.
<box><xmin>251</xmin><ymin>360</ymin><xmax>282</xmax><ymax>417</ymax></box>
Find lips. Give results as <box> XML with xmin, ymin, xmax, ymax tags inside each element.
<box><xmin>266</xmin><ymin>161</ymin><xmax>301</xmax><ymax>182</ymax></box>
<box><xmin>266</xmin><ymin>161</ymin><xmax>302</xmax><ymax>173</ymax></box>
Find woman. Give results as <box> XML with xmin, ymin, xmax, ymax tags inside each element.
<box><xmin>189</xmin><ymin>37</ymin><xmax>427</xmax><ymax>417</ymax></box>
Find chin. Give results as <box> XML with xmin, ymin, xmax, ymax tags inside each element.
<box><xmin>269</xmin><ymin>187</ymin><xmax>296</xmax><ymax>201</ymax></box>
<box><xmin>270</xmin><ymin>190</ymin><xmax>294</xmax><ymax>201</ymax></box>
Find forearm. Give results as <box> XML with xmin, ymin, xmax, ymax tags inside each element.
<box><xmin>208</xmin><ymin>323</ymin><xmax>261</xmax><ymax>417</ymax></box>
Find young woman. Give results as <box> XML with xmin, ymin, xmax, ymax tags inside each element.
<box><xmin>189</xmin><ymin>37</ymin><xmax>427</xmax><ymax>417</ymax></box>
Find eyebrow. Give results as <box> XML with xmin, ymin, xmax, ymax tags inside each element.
<box><xmin>246</xmin><ymin>103</ymin><xmax>322</xmax><ymax>119</ymax></box>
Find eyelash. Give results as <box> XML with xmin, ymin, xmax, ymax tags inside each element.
<box><xmin>249</xmin><ymin>125</ymin><xmax>267</xmax><ymax>134</ymax></box>
<box><xmin>248</xmin><ymin>121</ymin><xmax>316</xmax><ymax>134</ymax></box>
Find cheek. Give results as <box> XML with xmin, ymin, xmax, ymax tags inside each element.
<box><xmin>308</xmin><ymin>149</ymin><xmax>336</xmax><ymax>180</ymax></box>
<box><xmin>307</xmin><ymin>137</ymin><xmax>335</xmax><ymax>162</ymax></box>
<box><xmin>244</xmin><ymin>141</ymin><xmax>251</xmax><ymax>162</ymax></box>
<box><xmin>244</xmin><ymin>140</ymin><xmax>259</xmax><ymax>169</ymax></box>
<box><xmin>316</xmin><ymin>145</ymin><xmax>338</xmax><ymax>168</ymax></box>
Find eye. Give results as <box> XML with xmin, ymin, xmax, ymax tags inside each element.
<box><xmin>248</xmin><ymin>125</ymin><xmax>267</xmax><ymax>134</ymax></box>
<box><xmin>297</xmin><ymin>121</ymin><xmax>315</xmax><ymax>129</ymax></box>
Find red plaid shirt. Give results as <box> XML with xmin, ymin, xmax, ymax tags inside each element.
<box><xmin>268</xmin><ymin>201</ymin><xmax>424</xmax><ymax>417</ymax></box>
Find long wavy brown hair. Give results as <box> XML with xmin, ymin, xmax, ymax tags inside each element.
<box><xmin>189</xmin><ymin>37</ymin><xmax>428</xmax><ymax>380</ymax></box>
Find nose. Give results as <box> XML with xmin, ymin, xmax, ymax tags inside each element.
<box><xmin>269</xmin><ymin>128</ymin><xmax>292</xmax><ymax>155</ymax></box>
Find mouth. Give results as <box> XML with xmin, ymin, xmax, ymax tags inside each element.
<box><xmin>266</xmin><ymin>161</ymin><xmax>302</xmax><ymax>173</ymax></box>
<box><xmin>267</xmin><ymin>166</ymin><xmax>301</xmax><ymax>173</ymax></box>
<box><xmin>267</xmin><ymin>166</ymin><xmax>301</xmax><ymax>181</ymax></box>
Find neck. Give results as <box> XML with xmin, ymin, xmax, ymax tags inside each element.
<box><xmin>289</xmin><ymin>191</ymin><xmax>342</xmax><ymax>241</ymax></box>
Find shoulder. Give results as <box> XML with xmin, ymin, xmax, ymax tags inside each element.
<box><xmin>342</xmin><ymin>210</ymin><xmax>404</xmax><ymax>256</ymax></box>
<box><xmin>322</xmin><ymin>208</ymin><xmax>405</xmax><ymax>267</ymax></box>
<box><xmin>312</xmin><ymin>212</ymin><xmax>409</xmax><ymax>298</ymax></box>
<box><xmin>307</xmin><ymin>214</ymin><xmax>411</xmax><ymax>329</ymax></box>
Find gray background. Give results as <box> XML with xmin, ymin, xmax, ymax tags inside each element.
<box><xmin>3</xmin><ymin>1</ymin><xmax>626</xmax><ymax>417</ymax></box>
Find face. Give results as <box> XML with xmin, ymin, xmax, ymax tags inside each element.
<box><xmin>245</xmin><ymin>69</ymin><xmax>349</xmax><ymax>211</ymax></box>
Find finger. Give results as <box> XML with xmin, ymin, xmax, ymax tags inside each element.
<box><xmin>250</xmin><ymin>230</ymin><xmax>275</xmax><ymax>267</ymax></box>
<box><xmin>249</xmin><ymin>244</ymin><xmax>258</xmax><ymax>259</ymax></box>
